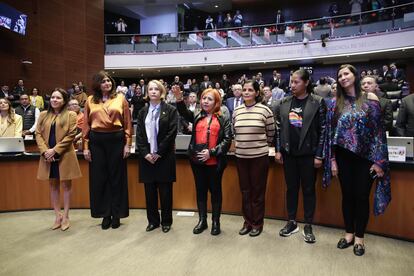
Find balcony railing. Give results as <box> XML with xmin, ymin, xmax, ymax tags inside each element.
<box><xmin>105</xmin><ymin>2</ymin><xmax>414</xmax><ymax>54</ymax></box>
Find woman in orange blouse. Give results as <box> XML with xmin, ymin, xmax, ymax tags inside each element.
<box><xmin>82</xmin><ymin>71</ymin><xmax>132</xmax><ymax>230</ymax></box>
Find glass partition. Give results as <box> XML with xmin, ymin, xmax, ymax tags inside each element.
<box><xmin>105</xmin><ymin>2</ymin><xmax>414</xmax><ymax>54</ymax></box>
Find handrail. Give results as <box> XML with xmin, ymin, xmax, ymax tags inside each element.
<box><xmin>105</xmin><ymin>2</ymin><xmax>413</xmax><ymax>37</ymax></box>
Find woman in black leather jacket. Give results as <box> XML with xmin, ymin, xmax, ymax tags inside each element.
<box><xmin>173</xmin><ymin>86</ymin><xmax>232</xmax><ymax>236</ymax></box>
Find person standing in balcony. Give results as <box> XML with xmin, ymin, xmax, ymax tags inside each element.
<box><xmin>233</xmin><ymin>10</ymin><xmax>243</xmax><ymax>27</ymax></box>
<box><xmin>205</xmin><ymin>15</ymin><xmax>214</xmax><ymax>30</ymax></box>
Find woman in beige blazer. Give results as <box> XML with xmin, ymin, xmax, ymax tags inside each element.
<box><xmin>0</xmin><ymin>98</ymin><xmax>22</xmax><ymax>137</ymax></box>
<box><xmin>36</xmin><ymin>88</ymin><xmax>81</xmax><ymax>231</ymax></box>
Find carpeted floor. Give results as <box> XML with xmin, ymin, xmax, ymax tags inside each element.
<box><xmin>0</xmin><ymin>209</ymin><xmax>413</xmax><ymax>276</ymax></box>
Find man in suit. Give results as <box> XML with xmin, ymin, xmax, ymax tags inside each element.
<box><xmin>379</xmin><ymin>74</ymin><xmax>399</xmax><ymax>93</ymax></box>
<box><xmin>0</xmin><ymin>85</ymin><xmax>13</xmax><ymax>100</ymax></box>
<box><xmin>225</xmin><ymin>84</ymin><xmax>243</xmax><ymax>118</ymax></box>
<box><xmin>199</xmin><ymin>75</ymin><xmax>213</xmax><ymax>94</ymax></box>
<box><xmin>389</xmin><ymin>63</ymin><xmax>405</xmax><ymax>84</ymax></box>
<box><xmin>139</xmin><ymin>79</ymin><xmax>146</xmax><ymax>97</ymax></box>
<box><xmin>396</xmin><ymin>94</ymin><xmax>414</xmax><ymax>137</ymax></box>
<box><xmin>14</xmin><ymin>93</ymin><xmax>40</xmax><ymax>137</ymax></box>
<box><xmin>361</xmin><ymin>76</ymin><xmax>393</xmax><ymax>133</ymax></box>
<box><xmin>269</xmin><ymin>71</ymin><xmax>287</xmax><ymax>91</ymax></box>
<box><xmin>220</xmin><ymin>74</ymin><xmax>231</xmax><ymax>97</ymax></box>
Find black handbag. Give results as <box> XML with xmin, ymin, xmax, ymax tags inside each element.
<box><xmin>190</xmin><ymin>117</ymin><xmax>212</xmax><ymax>165</ymax></box>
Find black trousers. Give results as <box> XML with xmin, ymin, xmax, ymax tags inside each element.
<box><xmin>281</xmin><ymin>152</ymin><xmax>316</xmax><ymax>224</ymax></box>
<box><xmin>144</xmin><ymin>182</ymin><xmax>173</xmax><ymax>226</ymax></box>
<box><xmin>336</xmin><ymin>147</ymin><xmax>374</xmax><ymax>238</ymax></box>
<box><xmin>190</xmin><ymin>163</ymin><xmax>224</xmax><ymax>221</ymax></box>
<box><xmin>236</xmin><ymin>155</ymin><xmax>269</xmax><ymax>229</ymax></box>
<box><xmin>89</xmin><ymin>131</ymin><xmax>129</xmax><ymax>218</ymax></box>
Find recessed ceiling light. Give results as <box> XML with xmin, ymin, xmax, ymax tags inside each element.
<box><xmin>214</xmin><ymin>5</ymin><xmax>219</xmax><ymax>8</ymax></box>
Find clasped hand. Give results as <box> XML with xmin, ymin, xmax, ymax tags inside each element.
<box><xmin>44</xmin><ymin>148</ymin><xmax>56</xmax><ymax>162</ymax></box>
<box><xmin>197</xmin><ymin>149</ymin><xmax>210</xmax><ymax>162</ymax></box>
<box><xmin>145</xmin><ymin>153</ymin><xmax>161</xmax><ymax>164</ymax></box>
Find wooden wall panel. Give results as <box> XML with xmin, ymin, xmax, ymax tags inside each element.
<box><xmin>0</xmin><ymin>0</ymin><xmax>104</xmax><ymax>96</ymax></box>
<box><xmin>1</xmin><ymin>158</ymin><xmax>413</xmax><ymax>240</ymax></box>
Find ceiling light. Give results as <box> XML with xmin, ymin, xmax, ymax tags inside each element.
<box><xmin>214</xmin><ymin>5</ymin><xmax>219</xmax><ymax>8</ymax></box>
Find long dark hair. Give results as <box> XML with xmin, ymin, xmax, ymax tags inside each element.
<box><xmin>335</xmin><ymin>64</ymin><xmax>365</xmax><ymax>114</ymax></box>
<box><xmin>243</xmin><ymin>80</ymin><xmax>263</xmax><ymax>103</ymax></box>
<box><xmin>91</xmin><ymin>71</ymin><xmax>117</xmax><ymax>104</ymax></box>
<box><xmin>293</xmin><ymin>69</ymin><xmax>313</xmax><ymax>95</ymax></box>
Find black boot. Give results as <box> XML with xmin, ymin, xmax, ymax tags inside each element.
<box><xmin>211</xmin><ymin>202</ymin><xmax>221</xmax><ymax>235</ymax></box>
<box><xmin>193</xmin><ymin>219</ymin><xmax>208</xmax><ymax>234</ymax></box>
<box><xmin>193</xmin><ymin>201</ymin><xmax>207</xmax><ymax>234</ymax></box>
<box><xmin>211</xmin><ymin>219</ymin><xmax>221</xmax><ymax>235</ymax></box>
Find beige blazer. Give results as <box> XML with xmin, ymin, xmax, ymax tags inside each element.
<box><xmin>35</xmin><ymin>110</ymin><xmax>82</xmax><ymax>180</ymax></box>
<box><xmin>0</xmin><ymin>114</ymin><xmax>22</xmax><ymax>137</ymax></box>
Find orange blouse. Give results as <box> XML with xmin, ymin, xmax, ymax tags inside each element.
<box><xmin>195</xmin><ymin>115</ymin><xmax>220</xmax><ymax>165</ymax></box>
<box><xmin>82</xmin><ymin>93</ymin><xmax>132</xmax><ymax>150</ymax></box>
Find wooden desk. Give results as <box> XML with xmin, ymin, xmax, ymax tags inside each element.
<box><xmin>1</xmin><ymin>153</ymin><xmax>413</xmax><ymax>241</ymax></box>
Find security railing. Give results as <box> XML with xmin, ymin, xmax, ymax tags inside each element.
<box><xmin>105</xmin><ymin>2</ymin><xmax>414</xmax><ymax>54</ymax></box>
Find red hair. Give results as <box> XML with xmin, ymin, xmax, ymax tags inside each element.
<box><xmin>200</xmin><ymin>88</ymin><xmax>222</xmax><ymax>115</ymax></box>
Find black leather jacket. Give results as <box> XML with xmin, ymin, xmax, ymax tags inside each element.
<box><xmin>273</xmin><ymin>94</ymin><xmax>326</xmax><ymax>158</ymax></box>
<box><xmin>176</xmin><ymin>101</ymin><xmax>232</xmax><ymax>169</ymax></box>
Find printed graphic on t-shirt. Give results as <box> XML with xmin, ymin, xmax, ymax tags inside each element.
<box><xmin>289</xmin><ymin>107</ymin><xmax>303</xmax><ymax>128</ymax></box>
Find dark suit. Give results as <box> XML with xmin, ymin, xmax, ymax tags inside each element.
<box><xmin>274</xmin><ymin>94</ymin><xmax>326</xmax><ymax>223</ymax></box>
<box><xmin>136</xmin><ymin>101</ymin><xmax>178</xmax><ymax>226</ymax></box>
<box><xmin>396</xmin><ymin>94</ymin><xmax>414</xmax><ymax>137</ymax></box>
<box><xmin>377</xmin><ymin>94</ymin><xmax>393</xmax><ymax>133</ymax></box>
<box><xmin>225</xmin><ymin>97</ymin><xmax>243</xmax><ymax>118</ymax></box>
<box><xmin>199</xmin><ymin>81</ymin><xmax>213</xmax><ymax>93</ymax></box>
<box><xmin>269</xmin><ymin>77</ymin><xmax>287</xmax><ymax>91</ymax></box>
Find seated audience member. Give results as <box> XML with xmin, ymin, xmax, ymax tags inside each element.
<box><xmin>187</xmin><ymin>92</ymin><xmax>199</xmax><ymax>113</ymax></box>
<box><xmin>200</xmin><ymin>75</ymin><xmax>213</xmax><ymax>94</ymax></box>
<box><xmin>313</xmin><ymin>77</ymin><xmax>332</xmax><ymax>99</ymax></box>
<box><xmin>71</xmin><ymin>83</ymin><xmax>88</xmax><ymax>108</ymax></box>
<box><xmin>125</xmin><ymin>83</ymin><xmax>136</xmax><ymax>105</ymax></box>
<box><xmin>190</xmin><ymin>79</ymin><xmax>200</xmax><ymax>94</ymax></box>
<box><xmin>263</xmin><ymin>86</ymin><xmax>275</xmax><ymax>107</ymax></box>
<box><xmin>116</xmin><ymin>80</ymin><xmax>128</xmax><ymax>95</ymax></box>
<box><xmin>0</xmin><ymin>98</ymin><xmax>22</xmax><ymax>137</ymax></box>
<box><xmin>225</xmin><ymin>84</ymin><xmax>243</xmax><ymax>118</ymax></box>
<box><xmin>67</xmin><ymin>99</ymin><xmax>84</xmax><ymax>145</ymax></box>
<box><xmin>389</xmin><ymin>62</ymin><xmax>405</xmax><ymax>84</ymax></box>
<box><xmin>331</xmin><ymin>82</ymin><xmax>337</xmax><ymax>98</ymax></box>
<box><xmin>1</xmin><ymin>85</ymin><xmax>13</xmax><ymax>100</ymax></box>
<box><xmin>183</xmin><ymin>79</ymin><xmax>192</xmax><ymax>94</ymax></box>
<box><xmin>30</xmin><ymin>88</ymin><xmax>44</xmax><ymax>110</ymax></box>
<box><xmin>361</xmin><ymin>76</ymin><xmax>393</xmax><ymax>133</ymax></box>
<box><xmin>272</xmin><ymin>85</ymin><xmax>286</xmax><ymax>101</ymax></box>
<box><xmin>14</xmin><ymin>93</ymin><xmax>40</xmax><ymax>137</ymax></box>
<box><xmin>131</xmin><ymin>85</ymin><xmax>146</xmax><ymax>120</ymax></box>
<box><xmin>172</xmin><ymin>76</ymin><xmax>184</xmax><ymax>92</ymax></box>
<box><xmin>220</xmin><ymin>74</ymin><xmax>231</xmax><ymax>98</ymax></box>
<box><xmin>396</xmin><ymin>93</ymin><xmax>414</xmax><ymax>137</ymax></box>
<box><xmin>215</xmin><ymin>82</ymin><xmax>225</xmax><ymax>99</ymax></box>
<box><xmin>12</xmin><ymin>79</ymin><xmax>25</xmax><ymax>96</ymax></box>
<box><xmin>379</xmin><ymin>74</ymin><xmax>399</xmax><ymax>92</ymax></box>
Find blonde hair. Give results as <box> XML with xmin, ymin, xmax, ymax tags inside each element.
<box><xmin>144</xmin><ymin>80</ymin><xmax>167</xmax><ymax>101</ymax></box>
<box><xmin>0</xmin><ymin>98</ymin><xmax>16</xmax><ymax>124</ymax></box>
